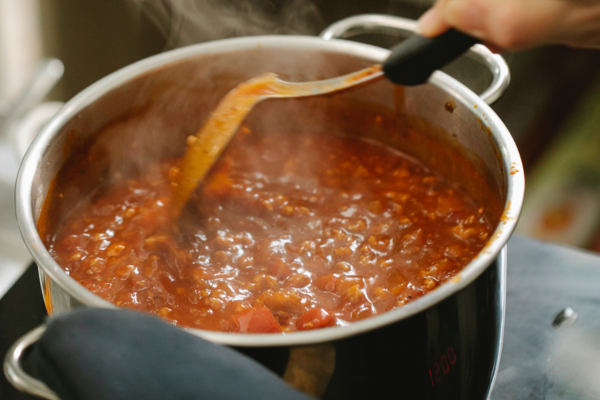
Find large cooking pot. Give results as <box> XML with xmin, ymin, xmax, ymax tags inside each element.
<box><xmin>7</xmin><ymin>15</ymin><xmax>523</xmax><ymax>400</ymax></box>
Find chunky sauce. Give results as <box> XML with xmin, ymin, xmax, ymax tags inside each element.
<box><xmin>171</xmin><ymin>66</ymin><xmax>383</xmax><ymax>216</ymax></box>
<box><xmin>46</xmin><ymin>131</ymin><xmax>492</xmax><ymax>333</ymax></box>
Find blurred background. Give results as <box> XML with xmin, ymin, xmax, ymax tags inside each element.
<box><xmin>1</xmin><ymin>0</ymin><xmax>600</xmax><ymax>296</ymax></box>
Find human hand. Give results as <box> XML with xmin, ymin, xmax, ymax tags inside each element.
<box><xmin>418</xmin><ymin>0</ymin><xmax>600</xmax><ymax>50</ymax></box>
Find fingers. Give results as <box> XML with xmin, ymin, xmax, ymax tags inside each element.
<box><xmin>417</xmin><ymin>0</ymin><xmax>580</xmax><ymax>50</ymax></box>
<box><xmin>444</xmin><ymin>0</ymin><xmax>489</xmax><ymax>39</ymax></box>
<box><xmin>418</xmin><ymin>6</ymin><xmax>452</xmax><ymax>37</ymax></box>
<box><xmin>417</xmin><ymin>2</ymin><xmax>503</xmax><ymax>53</ymax></box>
<box><xmin>482</xmin><ymin>0</ymin><xmax>567</xmax><ymax>49</ymax></box>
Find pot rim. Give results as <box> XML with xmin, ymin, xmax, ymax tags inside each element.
<box><xmin>16</xmin><ymin>35</ymin><xmax>524</xmax><ymax>347</ymax></box>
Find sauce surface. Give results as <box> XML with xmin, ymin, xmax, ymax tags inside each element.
<box><xmin>171</xmin><ymin>66</ymin><xmax>383</xmax><ymax>216</ymax></box>
<box><xmin>46</xmin><ymin>132</ymin><xmax>492</xmax><ymax>333</ymax></box>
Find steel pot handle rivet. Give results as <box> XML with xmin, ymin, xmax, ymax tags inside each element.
<box><xmin>3</xmin><ymin>325</ymin><xmax>60</xmax><ymax>400</ymax></box>
<box><xmin>320</xmin><ymin>14</ymin><xmax>510</xmax><ymax>105</ymax></box>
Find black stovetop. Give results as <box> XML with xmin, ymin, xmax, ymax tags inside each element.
<box><xmin>3</xmin><ymin>236</ymin><xmax>600</xmax><ymax>400</ymax></box>
<box><xmin>1</xmin><ymin>264</ymin><xmax>46</xmax><ymax>399</ymax></box>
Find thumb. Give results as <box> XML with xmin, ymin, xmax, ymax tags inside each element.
<box><xmin>418</xmin><ymin>5</ymin><xmax>452</xmax><ymax>37</ymax></box>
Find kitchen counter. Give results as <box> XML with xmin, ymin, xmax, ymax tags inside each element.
<box><xmin>2</xmin><ymin>236</ymin><xmax>600</xmax><ymax>399</ymax></box>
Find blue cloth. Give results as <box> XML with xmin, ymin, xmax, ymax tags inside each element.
<box><xmin>33</xmin><ymin>308</ymin><xmax>313</xmax><ymax>400</ymax></box>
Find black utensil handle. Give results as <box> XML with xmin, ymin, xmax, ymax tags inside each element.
<box><xmin>383</xmin><ymin>29</ymin><xmax>479</xmax><ymax>86</ymax></box>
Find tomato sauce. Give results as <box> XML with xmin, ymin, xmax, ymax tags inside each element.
<box><xmin>45</xmin><ymin>131</ymin><xmax>492</xmax><ymax>333</ymax></box>
<box><xmin>170</xmin><ymin>66</ymin><xmax>383</xmax><ymax>216</ymax></box>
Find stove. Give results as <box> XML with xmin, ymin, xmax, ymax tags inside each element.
<box><xmin>492</xmin><ymin>237</ymin><xmax>600</xmax><ymax>399</ymax></box>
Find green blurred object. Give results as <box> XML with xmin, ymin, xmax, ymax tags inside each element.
<box><xmin>517</xmin><ymin>74</ymin><xmax>600</xmax><ymax>248</ymax></box>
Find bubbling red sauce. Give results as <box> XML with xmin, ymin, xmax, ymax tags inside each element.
<box><xmin>46</xmin><ymin>132</ymin><xmax>491</xmax><ymax>333</ymax></box>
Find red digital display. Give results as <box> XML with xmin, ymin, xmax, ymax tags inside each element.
<box><xmin>428</xmin><ymin>347</ymin><xmax>457</xmax><ymax>386</ymax></box>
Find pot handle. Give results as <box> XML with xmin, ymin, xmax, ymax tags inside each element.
<box><xmin>320</xmin><ymin>14</ymin><xmax>510</xmax><ymax>105</ymax></box>
<box><xmin>3</xmin><ymin>325</ymin><xmax>60</xmax><ymax>400</ymax></box>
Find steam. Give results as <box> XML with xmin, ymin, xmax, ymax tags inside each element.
<box><xmin>127</xmin><ymin>0</ymin><xmax>324</xmax><ymax>48</ymax></box>
<box><xmin>93</xmin><ymin>0</ymin><xmax>354</xmax><ymax>196</ymax></box>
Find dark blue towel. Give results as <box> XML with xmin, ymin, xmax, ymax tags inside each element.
<box><xmin>33</xmin><ymin>308</ymin><xmax>313</xmax><ymax>400</ymax></box>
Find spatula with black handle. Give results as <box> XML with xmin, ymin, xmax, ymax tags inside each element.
<box><xmin>383</xmin><ymin>28</ymin><xmax>479</xmax><ymax>85</ymax></box>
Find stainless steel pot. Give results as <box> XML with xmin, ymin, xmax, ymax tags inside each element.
<box><xmin>6</xmin><ymin>15</ymin><xmax>523</xmax><ymax>399</ymax></box>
